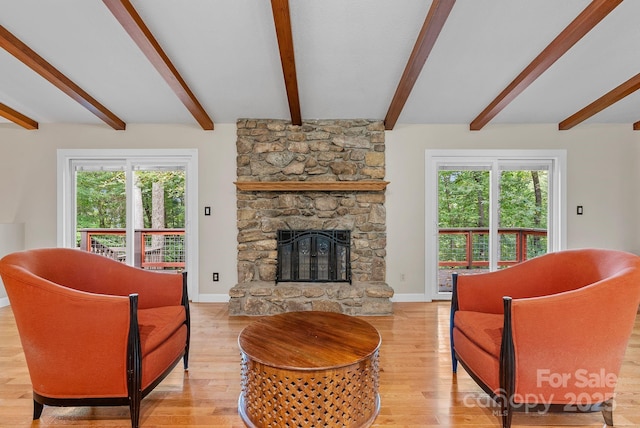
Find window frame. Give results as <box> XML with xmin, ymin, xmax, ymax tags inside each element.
<box><xmin>425</xmin><ymin>149</ymin><xmax>567</xmax><ymax>300</ymax></box>
<box><xmin>57</xmin><ymin>149</ymin><xmax>199</xmax><ymax>300</ymax></box>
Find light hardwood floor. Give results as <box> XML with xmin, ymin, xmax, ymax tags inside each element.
<box><xmin>0</xmin><ymin>302</ymin><xmax>638</xmax><ymax>427</ymax></box>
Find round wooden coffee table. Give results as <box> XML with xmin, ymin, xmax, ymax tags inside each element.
<box><xmin>238</xmin><ymin>311</ymin><xmax>381</xmax><ymax>428</ymax></box>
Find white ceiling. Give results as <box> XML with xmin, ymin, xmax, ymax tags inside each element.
<box><xmin>1</xmin><ymin>0</ymin><xmax>639</xmax><ymax>129</ymax></box>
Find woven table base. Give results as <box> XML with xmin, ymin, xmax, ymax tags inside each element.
<box><xmin>239</xmin><ymin>352</ymin><xmax>379</xmax><ymax>427</ymax></box>
<box><xmin>237</xmin><ymin>311</ymin><xmax>381</xmax><ymax>428</ymax></box>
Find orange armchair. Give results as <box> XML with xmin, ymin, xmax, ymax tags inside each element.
<box><xmin>450</xmin><ymin>248</ymin><xmax>640</xmax><ymax>428</ymax></box>
<box><xmin>0</xmin><ymin>248</ymin><xmax>190</xmax><ymax>428</ymax></box>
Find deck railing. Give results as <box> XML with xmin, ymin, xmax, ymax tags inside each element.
<box><xmin>78</xmin><ymin>228</ymin><xmax>185</xmax><ymax>270</ymax></box>
<box><xmin>439</xmin><ymin>227</ymin><xmax>547</xmax><ymax>268</ymax></box>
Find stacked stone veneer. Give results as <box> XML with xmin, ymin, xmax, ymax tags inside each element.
<box><xmin>229</xmin><ymin>119</ymin><xmax>394</xmax><ymax>316</ymax></box>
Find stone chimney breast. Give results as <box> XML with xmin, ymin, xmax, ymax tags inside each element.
<box><xmin>230</xmin><ymin>119</ymin><xmax>393</xmax><ymax>316</ymax></box>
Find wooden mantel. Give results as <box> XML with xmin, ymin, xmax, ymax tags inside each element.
<box><xmin>234</xmin><ymin>181</ymin><xmax>389</xmax><ymax>192</ymax></box>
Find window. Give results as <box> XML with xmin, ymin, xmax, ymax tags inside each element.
<box><xmin>425</xmin><ymin>150</ymin><xmax>566</xmax><ymax>300</ymax></box>
<box><xmin>57</xmin><ymin>149</ymin><xmax>199</xmax><ymax>300</ymax></box>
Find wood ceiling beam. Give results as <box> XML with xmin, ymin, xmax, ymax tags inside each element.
<box><xmin>0</xmin><ymin>103</ymin><xmax>38</xmax><ymax>130</ymax></box>
<box><xmin>103</xmin><ymin>0</ymin><xmax>214</xmax><ymax>130</ymax></box>
<box><xmin>470</xmin><ymin>0</ymin><xmax>622</xmax><ymax>131</ymax></box>
<box><xmin>0</xmin><ymin>25</ymin><xmax>126</xmax><ymax>130</ymax></box>
<box><xmin>559</xmin><ymin>73</ymin><xmax>640</xmax><ymax>130</ymax></box>
<box><xmin>384</xmin><ymin>0</ymin><xmax>456</xmax><ymax>131</ymax></box>
<box><xmin>270</xmin><ymin>0</ymin><xmax>302</xmax><ymax>126</ymax></box>
<box><xmin>634</xmin><ymin>120</ymin><xmax>640</xmax><ymax>131</ymax></box>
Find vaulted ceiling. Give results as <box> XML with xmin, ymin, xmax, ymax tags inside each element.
<box><xmin>1</xmin><ymin>0</ymin><xmax>639</xmax><ymax>131</ymax></box>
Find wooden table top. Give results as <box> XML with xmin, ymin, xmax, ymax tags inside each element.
<box><xmin>238</xmin><ymin>311</ymin><xmax>381</xmax><ymax>370</ymax></box>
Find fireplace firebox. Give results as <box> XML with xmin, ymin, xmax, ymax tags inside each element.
<box><xmin>276</xmin><ymin>230</ymin><xmax>351</xmax><ymax>284</ymax></box>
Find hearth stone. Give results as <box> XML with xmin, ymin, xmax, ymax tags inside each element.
<box><xmin>229</xmin><ymin>281</ymin><xmax>394</xmax><ymax>316</ymax></box>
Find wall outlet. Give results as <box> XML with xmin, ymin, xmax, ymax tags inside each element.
<box><xmin>213</xmin><ymin>272</ymin><xmax>219</xmax><ymax>281</ymax></box>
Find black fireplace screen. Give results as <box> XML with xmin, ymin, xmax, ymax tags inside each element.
<box><xmin>276</xmin><ymin>230</ymin><xmax>351</xmax><ymax>284</ymax></box>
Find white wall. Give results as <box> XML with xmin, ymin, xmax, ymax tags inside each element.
<box><xmin>386</xmin><ymin>123</ymin><xmax>640</xmax><ymax>299</ymax></box>
<box><xmin>0</xmin><ymin>123</ymin><xmax>237</xmax><ymax>302</ymax></box>
<box><xmin>1</xmin><ymin>122</ymin><xmax>639</xmax><ymax>303</ymax></box>
<box><xmin>0</xmin><ymin>223</ymin><xmax>24</xmax><ymax>303</ymax></box>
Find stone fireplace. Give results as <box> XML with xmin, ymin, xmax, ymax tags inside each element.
<box><xmin>229</xmin><ymin>119</ymin><xmax>394</xmax><ymax>316</ymax></box>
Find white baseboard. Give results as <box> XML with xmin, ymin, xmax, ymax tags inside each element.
<box><xmin>0</xmin><ymin>294</ymin><xmax>441</xmax><ymax>308</ymax></box>
<box><xmin>196</xmin><ymin>293</ymin><xmax>435</xmax><ymax>304</ymax></box>
<box><xmin>195</xmin><ymin>293</ymin><xmax>230</xmax><ymax>303</ymax></box>
<box><xmin>391</xmin><ymin>293</ymin><xmax>431</xmax><ymax>302</ymax></box>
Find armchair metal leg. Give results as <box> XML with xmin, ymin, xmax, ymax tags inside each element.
<box><xmin>502</xmin><ymin>404</ymin><xmax>513</xmax><ymax>428</ymax></box>
<box><xmin>33</xmin><ymin>400</ymin><xmax>43</xmax><ymax>420</ymax></box>
<box><xmin>127</xmin><ymin>294</ymin><xmax>142</xmax><ymax>428</ymax></box>
<box><xmin>500</xmin><ymin>297</ymin><xmax>515</xmax><ymax>428</ymax></box>
<box><xmin>129</xmin><ymin>396</ymin><xmax>141</xmax><ymax>428</ymax></box>
<box><xmin>501</xmin><ymin>400</ymin><xmax>512</xmax><ymax>428</ymax></box>
<box><xmin>450</xmin><ymin>272</ymin><xmax>459</xmax><ymax>373</ymax></box>
<box><xmin>602</xmin><ymin>398</ymin><xmax>614</xmax><ymax>426</ymax></box>
<box><xmin>182</xmin><ymin>271</ymin><xmax>190</xmax><ymax>373</ymax></box>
